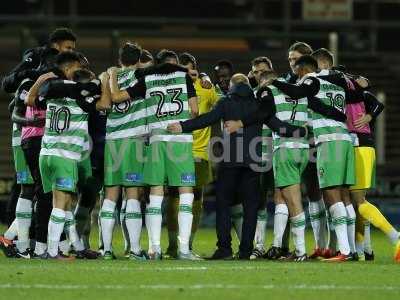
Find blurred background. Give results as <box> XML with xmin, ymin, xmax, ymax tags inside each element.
<box><xmin>0</xmin><ymin>0</ymin><xmax>399</xmax><ymax>224</ymax></box>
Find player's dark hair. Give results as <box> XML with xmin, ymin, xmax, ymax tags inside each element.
<box><xmin>140</xmin><ymin>49</ymin><xmax>153</xmax><ymax>64</ymax></box>
<box><xmin>72</xmin><ymin>69</ymin><xmax>95</xmax><ymax>83</ymax></box>
<box><xmin>179</xmin><ymin>52</ymin><xmax>197</xmax><ymax>70</ymax></box>
<box><xmin>55</xmin><ymin>51</ymin><xmax>82</xmax><ymax>68</ymax></box>
<box><xmin>311</xmin><ymin>48</ymin><xmax>334</xmax><ymax>67</ymax></box>
<box><xmin>49</xmin><ymin>28</ymin><xmax>77</xmax><ymax>44</ymax></box>
<box><xmin>294</xmin><ymin>55</ymin><xmax>319</xmax><ymax>71</ymax></box>
<box><xmin>214</xmin><ymin>60</ymin><xmax>233</xmax><ymax>72</ymax></box>
<box><xmin>288</xmin><ymin>41</ymin><xmax>313</xmax><ymax>55</ymax></box>
<box><xmin>156</xmin><ymin>49</ymin><xmax>178</xmax><ymax>65</ymax></box>
<box><xmin>259</xmin><ymin>70</ymin><xmax>278</xmax><ymax>82</ymax></box>
<box><xmin>251</xmin><ymin>56</ymin><xmax>273</xmax><ymax>70</ymax></box>
<box><xmin>119</xmin><ymin>42</ymin><xmax>142</xmax><ymax>66</ymax></box>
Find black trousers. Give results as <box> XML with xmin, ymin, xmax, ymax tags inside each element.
<box><xmin>215</xmin><ymin>165</ymin><xmax>260</xmax><ymax>257</ymax></box>
<box><xmin>21</xmin><ymin>136</ymin><xmax>61</xmax><ymax>244</ymax></box>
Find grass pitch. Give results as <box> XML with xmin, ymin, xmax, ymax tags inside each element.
<box><xmin>0</xmin><ymin>225</ymin><xmax>399</xmax><ymax>300</ymax></box>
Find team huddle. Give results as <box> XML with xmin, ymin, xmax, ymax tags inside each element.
<box><xmin>0</xmin><ymin>27</ymin><xmax>399</xmax><ymax>262</ymax></box>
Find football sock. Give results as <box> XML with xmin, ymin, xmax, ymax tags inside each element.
<box><xmin>189</xmin><ymin>198</ymin><xmax>203</xmax><ymax>250</ymax></box>
<box><xmin>34</xmin><ymin>242</ymin><xmax>47</xmax><ymax>256</ymax></box>
<box><xmin>329</xmin><ymin>202</ymin><xmax>350</xmax><ymax>255</ymax></box>
<box><xmin>254</xmin><ymin>209</ymin><xmax>267</xmax><ymax>250</ymax></box>
<box><xmin>178</xmin><ymin>193</ymin><xmax>194</xmax><ymax>254</ymax></box>
<box><xmin>65</xmin><ymin>210</ymin><xmax>84</xmax><ymax>251</ymax></box>
<box><xmin>4</xmin><ymin>219</ymin><xmax>18</xmax><ymax>240</ymax></box>
<box><xmin>74</xmin><ymin>204</ymin><xmax>90</xmax><ymax>237</ymax></box>
<box><xmin>355</xmin><ymin>212</ymin><xmax>365</xmax><ymax>256</ymax></box>
<box><xmin>309</xmin><ymin>201</ymin><xmax>322</xmax><ymax>248</ymax></box>
<box><xmin>146</xmin><ymin>195</ymin><xmax>163</xmax><ymax>254</ymax></box>
<box><xmin>125</xmin><ymin>199</ymin><xmax>142</xmax><ymax>254</ymax></box>
<box><xmin>120</xmin><ymin>199</ymin><xmax>130</xmax><ymax>252</ymax></box>
<box><xmin>345</xmin><ymin>204</ymin><xmax>357</xmax><ymax>253</ymax></box>
<box><xmin>290</xmin><ymin>212</ymin><xmax>306</xmax><ymax>256</ymax></box>
<box><xmin>15</xmin><ymin>197</ymin><xmax>32</xmax><ymax>252</ymax></box>
<box><xmin>100</xmin><ymin>199</ymin><xmax>116</xmax><ymax>252</ymax></box>
<box><xmin>358</xmin><ymin>201</ymin><xmax>399</xmax><ymax>245</ymax></box>
<box><xmin>273</xmin><ymin>204</ymin><xmax>289</xmax><ymax>248</ymax></box>
<box><xmin>47</xmin><ymin>208</ymin><xmax>66</xmax><ymax>257</ymax></box>
<box><xmin>364</xmin><ymin>221</ymin><xmax>373</xmax><ymax>254</ymax></box>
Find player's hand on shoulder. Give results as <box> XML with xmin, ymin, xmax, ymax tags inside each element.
<box><xmin>354</xmin><ymin>113</ymin><xmax>372</xmax><ymax>129</ymax></box>
<box><xmin>200</xmin><ymin>77</ymin><xmax>213</xmax><ymax>90</ymax></box>
<box><xmin>107</xmin><ymin>66</ymin><xmax>119</xmax><ymax>76</ymax></box>
<box><xmin>224</xmin><ymin>120</ymin><xmax>243</xmax><ymax>134</ymax></box>
<box><xmin>167</xmin><ymin>122</ymin><xmax>183</xmax><ymax>133</ymax></box>
<box><xmin>355</xmin><ymin>76</ymin><xmax>369</xmax><ymax>89</ymax></box>
<box><xmin>37</xmin><ymin>72</ymin><xmax>57</xmax><ymax>84</ymax></box>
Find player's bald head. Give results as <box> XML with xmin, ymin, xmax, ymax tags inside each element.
<box><xmin>230</xmin><ymin>73</ymin><xmax>250</xmax><ymax>87</ymax></box>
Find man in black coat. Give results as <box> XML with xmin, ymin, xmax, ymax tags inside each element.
<box><xmin>167</xmin><ymin>74</ymin><xmax>305</xmax><ymax>259</ymax></box>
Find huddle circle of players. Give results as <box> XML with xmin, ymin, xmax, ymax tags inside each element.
<box><xmin>0</xmin><ymin>28</ymin><xmax>399</xmax><ymax>262</ymax></box>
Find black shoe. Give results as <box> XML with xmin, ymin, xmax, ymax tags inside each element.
<box><xmin>364</xmin><ymin>251</ymin><xmax>375</xmax><ymax>261</ymax></box>
<box><xmin>16</xmin><ymin>249</ymin><xmax>31</xmax><ymax>259</ymax></box>
<box><xmin>207</xmin><ymin>249</ymin><xmax>233</xmax><ymax>260</ymax></box>
<box><xmin>75</xmin><ymin>249</ymin><xmax>99</xmax><ymax>259</ymax></box>
<box><xmin>350</xmin><ymin>252</ymin><xmax>359</xmax><ymax>261</ymax></box>
<box><xmin>266</xmin><ymin>246</ymin><xmax>289</xmax><ymax>260</ymax></box>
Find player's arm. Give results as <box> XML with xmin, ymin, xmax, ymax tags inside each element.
<box><xmin>272</xmin><ymin>77</ymin><xmax>319</xmax><ymax>99</ymax></box>
<box><xmin>186</xmin><ymin>74</ymin><xmax>199</xmax><ymax>117</ymax></box>
<box><xmin>96</xmin><ymin>72</ymin><xmax>112</xmax><ymax>111</ymax></box>
<box><xmin>1</xmin><ymin>49</ymin><xmax>40</xmax><ymax>93</ymax></box>
<box><xmin>224</xmin><ymin>87</ymin><xmax>275</xmax><ymax>134</ymax></box>
<box><xmin>179</xmin><ymin>99</ymin><xmax>225</xmax><ymax>132</ymax></box>
<box><xmin>363</xmin><ymin>91</ymin><xmax>384</xmax><ymax>120</ymax></box>
<box><xmin>108</xmin><ymin>67</ymin><xmax>132</xmax><ymax>103</ymax></box>
<box><xmin>266</xmin><ymin>117</ymin><xmax>307</xmax><ymax>138</ymax></box>
<box><xmin>25</xmin><ymin>72</ymin><xmax>57</xmax><ymax>106</ymax></box>
<box><xmin>307</xmin><ymin>96</ymin><xmax>347</xmax><ymax>122</ymax></box>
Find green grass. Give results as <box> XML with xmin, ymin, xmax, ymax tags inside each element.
<box><xmin>0</xmin><ymin>225</ymin><xmax>399</xmax><ymax>300</ymax></box>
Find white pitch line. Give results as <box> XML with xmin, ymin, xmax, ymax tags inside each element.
<box><xmin>0</xmin><ymin>283</ymin><xmax>399</xmax><ymax>291</ymax></box>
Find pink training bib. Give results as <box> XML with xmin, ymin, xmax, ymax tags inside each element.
<box><xmin>21</xmin><ymin>106</ymin><xmax>46</xmax><ymax>140</ymax></box>
<box><xmin>345</xmin><ymin>78</ymin><xmax>371</xmax><ymax>134</ymax></box>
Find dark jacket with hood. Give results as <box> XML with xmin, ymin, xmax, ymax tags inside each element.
<box><xmin>181</xmin><ymin>82</ymin><xmax>262</xmax><ymax>168</ymax></box>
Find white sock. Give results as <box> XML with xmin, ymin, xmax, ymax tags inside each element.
<box><xmin>65</xmin><ymin>211</ymin><xmax>84</xmax><ymax>251</ymax></box>
<box><xmin>356</xmin><ymin>241</ymin><xmax>364</xmax><ymax>256</ymax></box>
<box><xmin>100</xmin><ymin>199</ymin><xmax>116</xmax><ymax>252</ymax></box>
<box><xmin>59</xmin><ymin>239</ymin><xmax>71</xmax><ymax>255</ymax></box>
<box><xmin>363</xmin><ymin>221</ymin><xmax>373</xmax><ymax>254</ymax></box>
<box><xmin>329</xmin><ymin>202</ymin><xmax>350</xmax><ymax>255</ymax></box>
<box><xmin>318</xmin><ymin>199</ymin><xmax>329</xmax><ymax>249</ymax></box>
<box><xmin>255</xmin><ymin>209</ymin><xmax>267</xmax><ymax>250</ymax></box>
<box><xmin>308</xmin><ymin>201</ymin><xmax>322</xmax><ymax>248</ymax></box>
<box><xmin>4</xmin><ymin>219</ymin><xmax>18</xmax><ymax>240</ymax></box>
<box><xmin>74</xmin><ymin>204</ymin><xmax>90</xmax><ymax>237</ymax></box>
<box><xmin>125</xmin><ymin>199</ymin><xmax>142</xmax><ymax>254</ymax></box>
<box><xmin>345</xmin><ymin>204</ymin><xmax>356</xmax><ymax>253</ymax></box>
<box><xmin>230</xmin><ymin>204</ymin><xmax>243</xmax><ymax>241</ymax></box>
<box><xmin>273</xmin><ymin>204</ymin><xmax>289</xmax><ymax>247</ymax></box>
<box><xmin>145</xmin><ymin>209</ymin><xmax>153</xmax><ymax>254</ymax></box>
<box><xmin>47</xmin><ymin>208</ymin><xmax>66</xmax><ymax>257</ymax></box>
<box><xmin>178</xmin><ymin>193</ymin><xmax>194</xmax><ymax>254</ymax></box>
<box><xmin>146</xmin><ymin>195</ymin><xmax>163</xmax><ymax>254</ymax></box>
<box><xmin>34</xmin><ymin>242</ymin><xmax>47</xmax><ymax>256</ymax></box>
<box><xmin>15</xmin><ymin>197</ymin><xmax>32</xmax><ymax>252</ymax></box>
<box><xmin>120</xmin><ymin>200</ymin><xmax>130</xmax><ymax>252</ymax></box>
<box><xmin>97</xmin><ymin>208</ymin><xmax>103</xmax><ymax>250</ymax></box>
<box><xmin>327</xmin><ymin>213</ymin><xmax>337</xmax><ymax>251</ymax></box>
<box><xmin>290</xmin><ymin>212</ymin><xmax>306</xmax><ymax>256</ymax></box>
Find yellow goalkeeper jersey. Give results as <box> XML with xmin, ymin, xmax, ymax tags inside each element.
<box><xmin>192</xmin><ymin>78</ymin><xmax>220</xmax><ymax>161</ymax></box>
